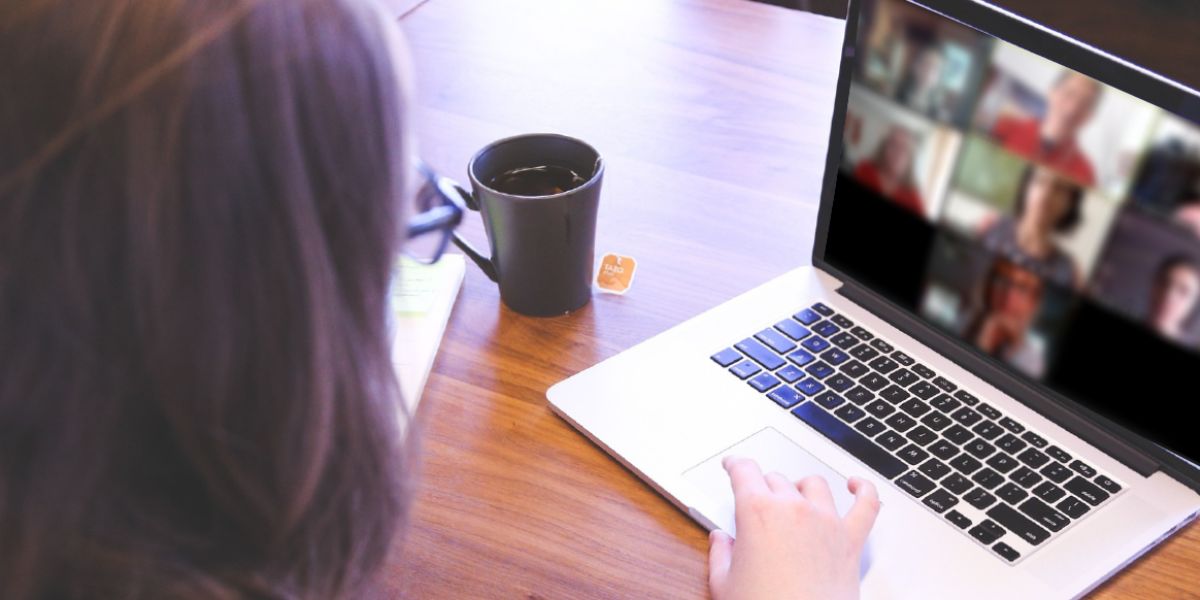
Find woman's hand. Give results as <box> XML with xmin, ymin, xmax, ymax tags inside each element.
<box><xmin>707</xmin><ymin>456</ymin><xmax>880</xmax><ymax>600</ymax></box>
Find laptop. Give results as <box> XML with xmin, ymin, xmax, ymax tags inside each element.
<box><xmin>548</xmin><ymin>0</ymin><xmax>1200</xmax><ymax>596</ymax></box>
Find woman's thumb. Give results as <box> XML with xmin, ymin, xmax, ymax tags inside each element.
<box><xmin>707</xmin><ymin>530</ymin><xmax>734</xmax><ymax>596</ymax></box>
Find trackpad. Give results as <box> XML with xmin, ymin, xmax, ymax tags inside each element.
<box><xmin>682</xmin><ymin>427</ymin><xmax>859</xmax><ymax>538</ymax></box>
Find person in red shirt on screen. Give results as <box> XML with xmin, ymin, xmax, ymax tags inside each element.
<box><xmin>853</xmin><ymin>125</ymin><xmax>926</xmax><ymax>216</ymax></box>
<box><xmin>991</xmin><ymin>71</ymin><xmax>1102</xmax><ymax>187</ymax></box>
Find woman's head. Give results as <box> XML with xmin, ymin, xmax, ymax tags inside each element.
<box><xmin>1</xmin><ymin>0</ymin><xmax>412</xmax><ymax>597</ymax></box>
<box><xmin>875</xmin><ymin>125</ymin><xmax>918</xmax><ymax>181</ymax></box>
<box><xmin>1015</xmin><ymin>164</ymin><xmax>1084</xmax><ymax>234</ymax></box>
<box><xmin>982</xmin><ymin>259</ymin><xmax>1043</xmax><ymax>326</ymax></box>
<box><xmin>1149</xmin><ymin>255</ymin><xmax>1200</xmax><ymax>340</ymax></box>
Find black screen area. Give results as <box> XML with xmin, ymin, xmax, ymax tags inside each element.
<box><xmin>824</xmin><ymin>0</ymin><xmax>1200</xmax><ymax>464</ymax></box>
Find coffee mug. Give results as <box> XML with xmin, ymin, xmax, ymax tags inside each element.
<box><xmin>448</xmin><ymin>133</ymin><xmax>604</xmax><ymax>317</ymax></box>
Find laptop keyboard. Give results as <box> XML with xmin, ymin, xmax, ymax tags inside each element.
<box><xmin>711</xmin><ymin>301</ymin><xmax>1124</xmax><ymax>565</ymax></box>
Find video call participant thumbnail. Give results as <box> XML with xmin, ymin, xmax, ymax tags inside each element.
<box><xmin>990</xmin><ymin>71</ymin><xmax>1102</xmax><ymax>187</ymax></box>
<box><xmin>978</xmin><ymin>164</ymin><xmax>1084</xmax><ymax>289</ymax></box>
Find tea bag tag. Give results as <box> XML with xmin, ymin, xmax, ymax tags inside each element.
<box><xmin>596</xmin><ymin>253</ymin><xmax>637</xmax><ymax>295</ymax></box>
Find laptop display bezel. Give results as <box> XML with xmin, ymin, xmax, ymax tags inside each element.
<box><xmin>810</xmin><ymin>0</ymin><xmax>1200</xmax><ymax>489</ymax></box>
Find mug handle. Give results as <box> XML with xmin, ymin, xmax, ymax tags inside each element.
<box><xmin>446</xmin><ymin>181</ymin><xmax>499</xmax><ymax>282</ymax></box>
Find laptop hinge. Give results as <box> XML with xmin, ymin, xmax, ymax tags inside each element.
<box><xmin>835</xmin><ymin>281</ymin><xmax>1160</xmax><ymax>478</ymax></box>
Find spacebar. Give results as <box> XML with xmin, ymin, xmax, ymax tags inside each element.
<box><xmin>791</xmin><ymin>403</ymin><xmax>907</xmax><ymax>479</ymax></box>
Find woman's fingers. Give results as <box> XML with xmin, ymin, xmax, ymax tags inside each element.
<box><xmin>844</xmin><ymin>477</ymin><xmax>882</xmax><ymax>550</ymax></box>
<box><xmin>764</xmin><ymin>471</ymin><xmax>800</xmax><ymax>497</ymax></box>
<box><xmin>796</xmin><ymin>475</ymin><xmax>836</xmax><ymax>512</ymax></box>
<box><xmin>723</xmin><ymin>455</ymin><xmax>768</xmax><ymax>501</ymax></box>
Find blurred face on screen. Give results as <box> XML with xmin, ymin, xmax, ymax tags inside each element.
<box><xmin>881</xmin><ymin>127</ymin><xmax>916</xmax><ymax>181</ymax></box>
<box><xmin>989</xmin><ymin>262</ymin><xmax>1043</xmax><ymax>325</ymax></box>
<box><xmin>1022</xmin><ymin>167</ymin><xmax>1073</xmax><ymax>233</ymax></box>
<box><xmin>1150</xmin><ymin>262</ymin><xmax>1200</xmax><ymax>339</ymax></box>
<box><xmin>1042</xmin><ymin>72</ymin><xmax>1101</xmax><ymax>144</ymax></box>
<box><xmin>912</xmin><ymin>47</ymin><xmax>943</xmax><ymax>92</ymax></box>
<box><xmin>1172</xmin><ymin>201</ymin><xmax>1200</xmax><ymax>239</ymax></box>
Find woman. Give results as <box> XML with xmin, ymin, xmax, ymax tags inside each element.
<box><xmin>1147</xmin><ymin>255</ymin><xmax>1200</xmax><ymax>346</ymax></box>
<box><xmin>964</xmin><ymin>259</ymin><xmax>1048</xmax><ymax>378</ymax></box>
<box><xmin>979</xmin><ymin>164</ymin><xmax>1084</xmax><ymax>289</ymax></box>
<box><xmin>854</xmin><ymin>125</ymin><xmax>926</xmax><ymax>216</ymax></box>
<box><xmin>1</xmin><ymin>1</ymin><xmax>877</xmax><ymax>598</ymax></box>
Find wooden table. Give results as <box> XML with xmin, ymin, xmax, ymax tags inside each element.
<box><xmin>383</xmin><ymin>0</ymin><xmax>1200</xmax><ymax>597</ymax></box>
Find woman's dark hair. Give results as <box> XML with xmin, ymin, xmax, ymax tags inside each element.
<box><xmin>0</xmin><ymin>0</ymin><xmax>411</xmax><ymax>597</ymax></box>
<box><xmin>1015</xmin><ymin>164</ymin><xmax>1084</xmax><ymax>232</ymax></box>
<box><xmin>1155</xmin><ymin>254</ymin><xmax>1200</xmax><ymax>284</ymax></box>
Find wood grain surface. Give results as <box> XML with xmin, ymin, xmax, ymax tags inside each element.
<box><xmin>382</xmin><ymin>0</ymin><xmax>1200</xmax><ymax>597</ymax></box>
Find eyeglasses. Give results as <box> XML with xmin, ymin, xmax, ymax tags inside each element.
<box><xmin>404</xmin><ymin>161</ymin><xmax>466</xmax><ymax>264</ymax></box>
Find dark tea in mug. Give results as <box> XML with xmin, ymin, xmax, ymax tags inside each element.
<box><xmin>488</xmin><ymin>164</ymin><xmax>588</xmax><ymax>197</ymax></box>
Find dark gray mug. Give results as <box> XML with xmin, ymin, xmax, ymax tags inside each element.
<box><xmin>449</xmin><ymin>133</ymin><xmax>603</xmax><ymax>317</ymax></box>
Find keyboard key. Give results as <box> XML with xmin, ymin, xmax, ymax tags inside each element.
<box><xmin>900</xmin><ymin>399</ymin><xmax>931</xmax><ymax>418</ymax></box>
<box><xmin>755</xmin><ymin>328</ymin><xmax>796</xmax><ymax>354</ymax></box>
<box><xmin>985</xmin><ymin>454</ymin><xmax>1018</xmax><ymax>474</ymax></box>
<box><xmin>1010</xmin><ymin>467</ymin><xmax>1043</xmax><ymax>489</ymax></box>
<box><xmin>964</xmin><ymin>439</ymin><xmax>996</xmax><ymax>459</ymax></box>
<box><xmin>972</xmin><ymin>421</ymin><xmax>1004</xmax><ymax>440</ymax></box>
<box><xmin>921</xmin><ymin>412</ymin><xmax>952</xmax><ymax>431</ymax></box>
<box><xmin>928</xmin><ymin>440</ymin><xmax>960</xmax><ymax>460</ymax></box>
<box><xmin>1094</xmin><ymin>475</ymin><xmax>1122</xmax><ymax>495</ymax></box>
<box><xmin>896</xmin><ymin>471</ymin><xmax>936</xmax><ymax>497</ymax></box>
<box><xmin>787</xmin><ymin>349</ymin><xmax>816</xmax><ymax>366</ymax></box>
<box><xmin>865</xmin><ymin>400</ymin><xmax>895</xmax><ymax>419</ymax></box>
<box><xmin>1018</xmin><ymin>498</ymin><xmax>1070</xmax><ymax>532</ymax></box>
<box><xmin>999</xmin><ymin>417</ymin><xmax>1025</xmax><ymax>434</ymax></box>
<box><xmin>1046</xmin><ymin>445</ymin><xmax>1071</xmax><ymax>463</ymax></box>
<box><xmin>951</xmin><ymin>407</ymin><xmax>982</xmax><ymax>427</ymax></box>
<box><xmin>930</xmin><ymin>394</ymin><xmax>961</xmax><ymax>414</ymax></box>
<box><xmin>840</xmin><ymin>360</ymin><xmax>869</xmax><ymax>378</ymax></box>
<box><xmin>822</xmin><ymin>348</ymin><xmax>851</xmax><ymax>365</ymax></box>
<box><xmin>909</xmin><ymin>381</ymin><xmax>939</xmax><ymax>400</ymax></box>
<box><xmin>1064</xmin><ymin>476</ymin><xmax>1109</xmax><ymax>506</ymax></box>
<box><xmin>845</xmin><ymin>386</ymin><xmax>874</xmax><ymax>405</ymax></box>
<box><xmin>953</xmin><ymin>390</ymin><xmax>979</xmax><ymax>406</ymax></box>
<box><xmin>932</xmin><ymin>376</ymin><xmax>957</xmax><ymax>393</ymax></box>
<box><xmin>950</xmin><ymin>454</ymin><xmax>983</xmax><ymax>475</ymax></box>
<box><xmin>1041</xmin><ymin>463</ymin><xmax>1072</xmax><ymax>483</ymax></box>
<box><xmin>831</xmin><ymin>314</ymin><xmax>854</xmax><ymax>329</ymax></box>
<box><xmin>801</xmin><ymin>336</ymin><xmax>831</xmax><ymax>353</ymax></box>
<box><xmin>880</xmin><ymin>385</ymin><xmax>910</xmax><ymax>404</ymax></box>
<box><xmin>767</xmin><ymin>387</ymin><xmax>804</xmax><ymax>409</ymax></box>
<box><xmin>1017</xmin><ymin>448</ymin><xmax>1050</xmax><ymax>469</ymax></box>
<box><xmin>992</xmin><ymin>542</ymin><xmax>1020</xmax><ymax>562</ymax></box>
<box><xmin>812</xmin><ymin>320</ymin><xmax>840</xmax><ymax>338</ymax></box>
<box><xmin>888</xmin><ymin>369</ymin><xmax>919</xmax><ymax>387</ymax></box>
<box><xmin>897</xmin><ymin>444</ymin><xmax>930</xmax><ymax>465</ymax></box>
<box><xmin>884</xmin><ymin>413</ymin><xmax>916</xmax><ymax>432</ymax></box>
<box><xmin>776</xmin><ymin>364</ymin><xmax>805</xmax><ymax>383</ymax></box>
<box><xmin>969</xmin><ymin>519</ymin><xmax>1005</xmax><ymax>544</ymax></box>
<box><xmin>923</xmin><ymin>488</ymin><xmax>959</xmax><ymax>513</ymax></box>
<box><xmin>996</xmin><ymin>482</ymin><xmax>1028</xmax><ymax>505</ymax></box>
<box><xmin>977</xmin><ymin>404</ymin><xmax>1002</xmax><ymax>420</ymax></box>
<box><xmin>854</xmin><ymin>417</ymin><xmax>885</xmax><ymax>437</ymax></box>
<box><xmin>814</xmin><ymin>391</ymin><xmax>845</xmax><ymax>410</ymax></box>
<box><xmin>1069</xmin><ymin>460</ymin><xmax>1097</xmax><ymax>478</ymax></box>
<box><xmin>1033</xmin><ymin>482</ymin><xmax>1066</xmax><ymax>503</ymax></box>
<box><xmin>794</xmin><ymin>309</ymin><xmax>821</xmax><ymax>325</ymax></box>
<box><xmin>736</xmin><ymin>338</ymin><xmax>786</xmax><ymax>370</ymax></box>
<box><xmin>775</xmin><ymin>319</ymin><xmax>812</xmax><ymax>341</ymax></box>
<box><xmin>1057</xmin><ymin>496</ymin><xmax>1089</xmax><ymax>519</ymax></box>
<box><xmin>869</xmin><ymin>339</ymin><xmax>894</xmax><ymax>353</ymax></box>
<box><xmin>748</xmin><ymin>373</ymin><xmax>781</xmax><ymax>392</ymax></box>
<box><xmin>711</xmin><ymin>348</ymin><xmax>742</xmax><ymax>367</ymax></box>
<box><xmin>987</xmin><ymin>504</ymin><xmax>1050</xmax><ymax>545</ymax></box>
<box><xmin>790</xmin><ymin>402</ymin><xmax>907</xmax><ymax>479</ymax></box>
<box><xmin>811</xmin><ymin>302</ymin><xmax>833</xmax><ymax>316</ymax></box>
<box><xmin>876</xmin><ymin>431</ymin><xmax>906</xmax><ymax>451</ymax></box>
<box><xmin>805</xmin><ymin>362</ymin><xmax>836</xmax><ymax>379</ymax></box>
<box><xmin>890</xmin><ymin>351</ymin><xmax>915</xmax><ymax>366</ymax></box>
<box><xmin>918</xmin><ymin>458</ymin><xmax>951</xmax><ymax>480</ymax></box>
<box><xmin>907</xmin><ymin>426</ymin><xmax>938</xmax><ymax>446</ymax></box>
<box><xmin>945</xmin><ymin>510</ymin><xmax>972</xmax><ymax>529</ymax></box>
<box><xmin>965</xmin><ymin>488</ymin><xmax>997</xmax><ymax>510</ymax></box>
<box><xmin>730</xmin><ymin>361</ymin><xmax>761</xmax><ymax>380</ymax></box>
<box><xmin>849</xmin><ymin>326</ymin><xmax>874</xmax><ymax>341</ymax></box>
<box><xmin>943</xmin><ymin>425</ymin><xmax>973</xmax><ymax>445</ymax></box>
<box><xmin>830</xmin><ymin>332</ymin><xmax>859</xmax><ymax>351</ymax></box>
<box><xmin>835</xmin><ymin>404</ymin><xmax>866</xmax><ymax>423</ymax></box>
<box><xmin>795</xmin><ymin>378</ymin><xmax>825</xmax><ymax>396</ymax></box>
<box><xmin>868</xmin><ymin>356</ymin><xmax>899</xmax><ymax>374</ymax></box>
<box><xmin>860</xmin><ymin>373</ymin><xmax>888</xmax><ymax>391</ymax></box>
<box><xmin>942</xmin><ymin>473</ymin><xmax>973</xmax><ymax>494</ymax></box>
<box><xmin>1021</xmin><ymin>431</ymin><xmax>1048</xmax><ymax>448</ymax></box>
<box><xmin>850</xmin><ymin>345</ymin><xmax>879</xmax><ymax>361</ymax></box>
<box><xmin>912</xmin><ymin>364</ymin><xmax>935</xmax><ymax>379</ymax></box>
<box><xmin>825</xmin><ymin>374</ymin><xmax>855</xmax><ymax>393</ymax></box>
<box><xmin>972</xmin><ymin>468</ymin><xmax>1004</xmax><ymax>489</ymax></box>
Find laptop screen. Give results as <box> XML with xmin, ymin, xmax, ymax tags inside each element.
<box><xmin>823</xmin><ymin>0</ymin><xmax>1200</xmax><ymax>462</ymax></box>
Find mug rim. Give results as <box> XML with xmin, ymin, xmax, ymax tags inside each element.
<box><xmin>467</xmin><ymin>132</ymin><xmax>604</xmax><ymax>200</ymax></box>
